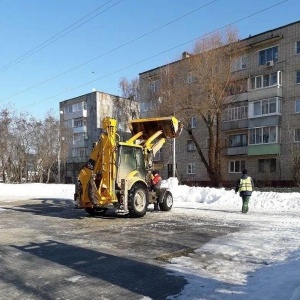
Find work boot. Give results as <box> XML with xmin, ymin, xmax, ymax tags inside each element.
<box><xmin>154</xmin><ymin>204</ymin><xmax>159</xmax><ymax>211</ymax></box>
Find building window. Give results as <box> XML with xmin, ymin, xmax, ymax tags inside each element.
<box><xmin>249</xmin><ymin>126</ymin><xmax>278</xmax><ymax>145</ymax></box>
<box><xmin>187</xmin><ymin>72</ymin><xmax>196</xmax><ymax>83</ymax></box>
<box><xmin>188</xmin><ymin>117</ymin><xmax>197</xmax><ymax>128</ymax></box>
<box><xmin>249</xmin><ymin>97</ymin><xmax>281</xmax><ymax>117</ymax></box>
<box><xmin>231</xmin><ymin>56</ymin><xmax>247</xmax><ymax>72</ymax></box>
<box><xmin>141</xmin><ymin>100</ymin><xmax>155</xmax><ymax>112</ymax></box>
<box><xmin>70</xmin><ymin>147</ymin><xmax>86</xmax><ymax>157</ymax></box>
<box><xmin>295</xmin><ymin>129</ymin><xmax>300</xmax><ymax>142</ymax></box>
<box><xmin>187</xmin><ymin>140</ymin><xmax>196</xmax><ymax>151</ymax></box>
<box><xmin>229</xmin><ymin>160</ymin><xmax>245</xmax><ymax>173</ymax></box>
<box><xmin>73</xmin><ymin>117</ymin><xmax>86</xmax><ymax>128</ymax></box>
<box><xmin>297</xmin><ymin>71</ymin><xmax>300</xmax><ymax>84</ymax></box>
<box><xmin>259</xmin><ymin>46</ymin><xmax>278</xmax><ymax>65</ymax></box>
<box><xmin>73</xmin><ymin>132</ymin><xmax>85</xmax><ymax>144</ymax></box>
<box><xmin>118</xmin><ymin>121</ymin><xmax>126</xmax><ymax>132</ymax></box>
<box><xmin>224</xmin><ymin>105</ymin><xmax>248</xmax><ymax>121</ymax></box>
<box><xmin>64</xmin><ymin>101</ymin><xmax>86</xmax><ymax>114</ymax></box>
<box><xmin>250</xmin><ymin>71</ymin><xmax>282</xmax><ymax>90</ymax></box>
<box><xmin>63</xmin><ymin>119</ymin><xmax>72</xmax><ymax>128</ymax></box>
<box><xmin>296</xmin><ymin>41</ymin><xmax>300</xmax><ymax>54</ymax></box>
<box><xmin>258</xmin><ymin>159</ymin><xmax>276</xmax><ymax>173</ymax></box>
<box><xmin>153</xmin><ymin>149</ymin><xmax>162</xmax><ymax>161</ymax></box>
<box><xmin>141</xmin><ymin>101</ymin><xmax>148</xmax><ymax>112</ymax></box>
<box><xmin>149</xmin><ymin>81</ymin><xmax>159</xmax><ymax>93</ymax></box>
<box><xmin>187</xmin><ymin>163</ymin><xmax>195</xmax><ymax>174</ymax></box>
<box><xmin>229</xmin><ymin>134</ymin><xmax>247</xmax><ymax>147</ymax></box>
<box><xmin>77</xmin><ymin>147</ymin><xmax>86</xmax><ymax>157</ymax></box>
<box><xmin>296</xmin><ymin>99</ymin><xmax>300</xmax><ymax>113</ymax></box>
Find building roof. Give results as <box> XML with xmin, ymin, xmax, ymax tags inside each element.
<box><xmin>139</xmin><ymin>20</ymin><xmax>300</xmax><ymax>76</ymax></box>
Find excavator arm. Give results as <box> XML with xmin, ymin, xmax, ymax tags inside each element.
<box><xmin>76</xmin><ymin>117</ymin><xmax>118</xmax><ymax>208</ymax></box>
<box><xmin>128</xmin><ymin>116</ymin><xmax>182</xmax><ymax>172</ymax></box>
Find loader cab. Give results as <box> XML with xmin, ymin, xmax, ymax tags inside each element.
<box><xmin>116</xmin><ymin>144</ymin><xmax>146</xmax><ymax>186</ymax></box>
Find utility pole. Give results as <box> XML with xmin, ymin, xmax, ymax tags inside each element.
<box><xmin>172</xmin><ymin>138</ymin><xmax>176</xmax><ymax>177</ymax></box>
<box><xmin>58</xmin><ymin>144</ymin><xmax>61</xmax><ymax>183</ymax></box>
<box><xmin>172</xmin><ymin>111</ymin><xmax>176</xmax><ymax>177</ymax></box>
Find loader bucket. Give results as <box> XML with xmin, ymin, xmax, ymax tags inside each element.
<box><xmin>128</xmin><ymin>116</ymin><xmax>182</xmax><ymax>140</ymax></box>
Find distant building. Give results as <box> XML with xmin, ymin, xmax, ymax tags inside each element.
<box><xmin>59</xmin><ymin>91</ymin><xmax>139</xmax><ymax>183</ymax></box>
<box><xmin>139</xmin><ymin>21</ymin><xmax>300</xmax><ymax>186</ymax></box>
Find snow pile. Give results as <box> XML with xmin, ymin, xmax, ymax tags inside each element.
<box><xmin>0</xmin><ymin>183</ymin><xmax>74</xmax><ymax>200</ymax></box>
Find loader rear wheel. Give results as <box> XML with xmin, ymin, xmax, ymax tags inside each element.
<box><xmin>128</xmin><ymin>183</ymin><xmax>148</xmax><ymax>218</ymax></box>
<box><xmin>159</xmin><ymin>191</ymin><xmax>173</xmax><ymax>211</ymax></box>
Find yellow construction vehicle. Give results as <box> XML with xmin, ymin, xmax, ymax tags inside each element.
<box><xmin>74</xmin><ymin>116</ymin><xmax>182</xmax><ymax>217</ymax></box>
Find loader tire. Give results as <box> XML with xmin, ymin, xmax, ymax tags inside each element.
<box><xmin>85</xmin><ymin>207</ymin><xmax>108</xmax><ymax>217</ymax></box>
<box><xmin>85</xmin><ymin>207</ymin><xmax>96</xmax><ymax>216</ymax></box>
<box><xmin>128</xmin><ymin>183</ymin><xmax>148</xmax><ymax>218</ymax></box>
<box><xmin>159</xmin><ymin>191</ymin><xmax>173</xmax><ymax>211</ymax></box>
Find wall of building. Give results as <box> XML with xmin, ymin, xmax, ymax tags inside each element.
<box><xmin>60</xmin><ymin>91</ymin><xmax>139</xmax><ymax>183</ymax></box>
<box><xmin>139</xmin><ymin>21</ymin><xmax>300</xmax><ymax>187</ymax></box>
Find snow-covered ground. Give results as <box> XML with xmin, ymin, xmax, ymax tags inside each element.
<box><xmin>1</xmin><ymin>179</ymin><xmax>300</xmax><ymax>300</ymax></box>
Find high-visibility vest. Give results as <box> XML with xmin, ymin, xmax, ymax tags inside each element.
<box><xmin>239</xmin><ymin>177</ymin><xmax>253</xmax><ymax>192</ymax></box>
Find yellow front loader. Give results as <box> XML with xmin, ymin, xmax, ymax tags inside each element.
<box><xmin>74</xmin><ymin>116</ymin><xmax>182</xmax><ymax>217</ymax></box>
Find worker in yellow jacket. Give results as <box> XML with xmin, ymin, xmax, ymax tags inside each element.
<box><xmin>235</xmin><ymin>169</ymin><xmax>254</xmax><ymax>213</ymax></box>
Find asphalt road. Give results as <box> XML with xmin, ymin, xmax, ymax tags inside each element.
<box><xmin>0</xmin><ymin>197</ymin><xmax>239</xmax><ymax>300</ymax></box>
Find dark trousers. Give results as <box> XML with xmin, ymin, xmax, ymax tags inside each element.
<box><xmin>242</xmin><ymin>196</ymin><xmax>251</xmax><ymax>213</ymax></box>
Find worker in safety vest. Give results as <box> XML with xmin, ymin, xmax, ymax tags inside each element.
<box><xmin>235</xmin><ymin>169</ymin><xmax>254</xmax><ymax>213</ymax></box>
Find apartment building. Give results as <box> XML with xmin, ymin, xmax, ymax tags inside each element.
<box><xmin>59</xmin><ymin>91</ymin><xmax>139</xmax><ymax>183</ymax></box>
<box><xmin>139</xmin><ymin>21</ymin><xmax>300</xmax><ymax>186</ymax></box>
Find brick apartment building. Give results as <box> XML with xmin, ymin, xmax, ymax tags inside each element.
<box><xmin>59</xmin><ymin>91</ymin><xmax>139</xmax><ymax>183</ymax></box>
<box><xmin>139</xmin><ymin>21</ymin><xmax>300</xmax><ymax>187</ymax></box>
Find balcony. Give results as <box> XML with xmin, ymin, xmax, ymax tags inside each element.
<box><xmin>222</xmin><ymin>103</ymin><xmax>248</xmax><ymax>131</ymax></box>
<box><xmin>63</xmin><ymin>109</ymin><xmax>87</xmax><ymax>120</ymax></box>
<box><xmin>249</xmin><ymin>115</ymin><xmax>281</xmax><ymax>128</ymax></box>
<box><xmin>222</xmin><ymin>119</ymin><xmax>248</xmax><ymax>131</ymax></box>
<box><xmin>248</xmin><ymin>144</ymin><xmax>280</xmax><ymax>156</ymax></box>
<box><xmin>226</xmin><ymin>146</ymin><xmax>248</xmax><ymax>156</ymax></box>
<box><xmin>224</xmin><ymin>92</ymin><xmax>248</xmax><ymax>104</ymax></box>
<box><xmin>72</xmin><ymin>140</ymin><xmax>88</xmax><ymax>148</ymax></box>
<box><xmin>248</xmin><ymin>85</ymin><xmax>282</xmax><ymax>101</ymax></box>
<box><xmin>73</xmin><ymin>126</ymin><xmax>87</xmax><ymax>133</ymax></box>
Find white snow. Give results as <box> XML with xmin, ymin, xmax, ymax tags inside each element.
<box><xmin>1</xmin><ymin>179</ymin><xmax>300</xmax><ymax>300</ymax></box>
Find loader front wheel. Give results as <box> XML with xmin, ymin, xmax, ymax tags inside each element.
<box><xmin>159</xmin><ymin>191</ymin><xmax>173</xmax><ymax>211</ymax></box>
<box><xmin>128</xmin><ymin>183</ymin><xmax>148</xmax><ymax>218</ymax></box>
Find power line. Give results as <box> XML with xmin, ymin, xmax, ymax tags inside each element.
<box><xmin>0</xmin><ymin>0</ymin><xmax>124</xmax><ymax>73</ymax></box>
<box><xmin>14</xmin><ymin>0</ymin><xmax>289</xmax><ymax>112</ymax></box>
<box><xmin>0</xmin><ymin>0</ymin><xmax>219</xmax><ymax>103</ymax></box>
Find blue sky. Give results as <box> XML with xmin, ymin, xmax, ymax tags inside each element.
<box><xmin>0</xmin><ymin>0</ymin><xmax>299</xmax><ymax>118</ymax></box>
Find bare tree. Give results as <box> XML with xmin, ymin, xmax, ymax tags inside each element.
<box><xmin>38</xmin><ymin>111</ymin><xmax>60</xmax><ymax>183</ymax></box>
<box><xmin>12</xmin><ymin>113</ymin><xmax>35</xmax><ymax>182</ymax></box>
<box><xmin>0</xmin><ymin>108</ymin><xmax>13</xmax><ymax>182</ymax></box>
<box><xmin>153</xmin><ymin>28</ymin><xmax>244</xmax><ymax>187</ymax></box>
<box><xmin>119</xmin><ymin>77</ymin><xmax>140</xmax><ymax>101</ymax></box>
<box><xmin>116</xmin><ymin>77</ymin><xmax>141</xmax><ymax>135</ymax></box>
<box><xmin>0</xmin><ymin>106</ymin><xmax>66</xmax><ymax>183</ymax></box>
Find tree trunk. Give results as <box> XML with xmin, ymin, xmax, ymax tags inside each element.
<box><xmin>187</xmin><ymin>129</ymin><xmax>222</xmax><ymax>187</ymax></box>
<box><xmin>46</xmin><ymin>168</ymin><xmax>51</xmax><ymax>183</ymax></box>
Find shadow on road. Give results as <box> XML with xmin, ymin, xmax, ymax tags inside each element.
<box><xmin>2</xmin><ymin>198</ymin><xmax>84</xmax><ymax>219</ymax></box>
<box><xmin>3</xmin><ymin>198</ymin><xmax>168</xmax><ymax>220</ymax></box>
<box><xmin>11</xmin><ymin>239</ymin><xmax>187</xmax><ymax>300</ymax></box>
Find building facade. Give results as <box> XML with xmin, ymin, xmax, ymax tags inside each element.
<box><xmin>139</xmin><ymin>21</ymin><xmax>300</xmax><ymax>187</ymax></box>
<box><xmin>59</xmin><ymin>91</ymin><xmax>139</xmax><ymax>183</ymax></box>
